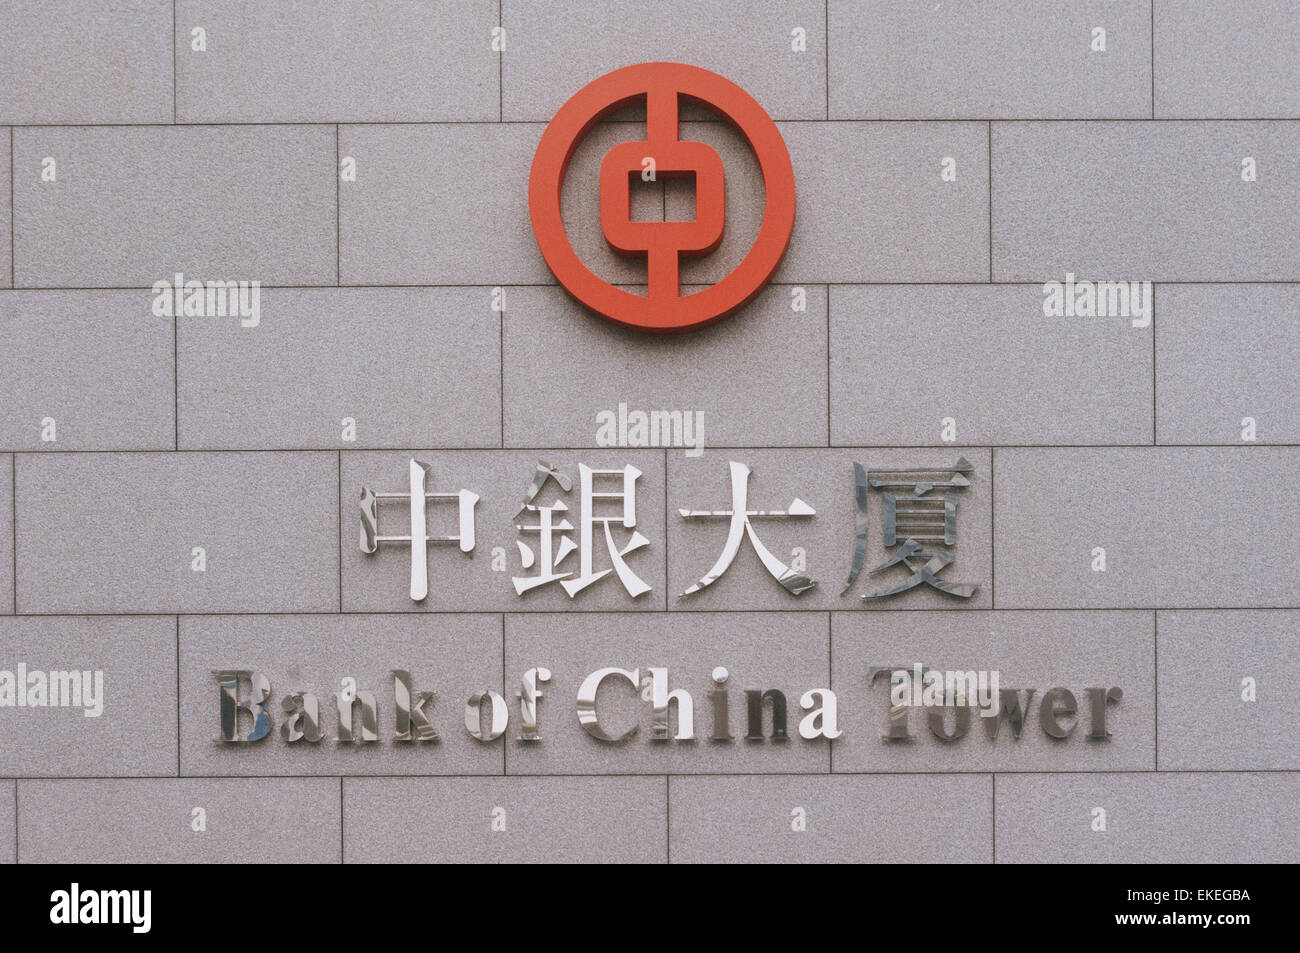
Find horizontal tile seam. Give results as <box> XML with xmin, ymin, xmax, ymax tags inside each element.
<box><xmin>6</xmin><ymin>282</ymin><xmax>1300</xmax><ymax>291</ymax></box>
<box><xmin>10</xmin><ymin>446</ymin><xmax>1300</xmax><ymax>453</ymax></box>
<box><xmin>10</xmin><ymin>607</ymin><xmax>1300</xmax><ymax>616</ymax></box>
<box><xmin>8</xmin><ymin>449</ymin><xmax>1300</xmax><ymax>456</ymax></box>
<box><xmin>10</xmin><ymin>118</ymin><xmax>1300</xmax><ymax>127</ymax></box>
<box><xmin>5</xmin><ymin>770</ymin><xmax>1298</xmax><ymax>781</ymax></box>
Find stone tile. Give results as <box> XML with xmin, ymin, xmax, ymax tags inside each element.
<box><xmin>503</xmin><ymin>284</ymin><xmax>826</xmax><ymax>449</ymax></box>
<box><xmin>504</xmin><ymin>612</ymin><xmax>830</xmax><ymax>774</ymax></box>
<box><xmin>502</xmin><ymin>0</ymin><xmax>826</xmax><ymax>121</ymax></box>
<box><xmin>669</xmin><ymin>774</ymin><xmax>991</xmax><ymax>862</ymax></box>
<box><xmin>0</xmin><ymin>616</ymin><xmax>176</xmax><ymax>777</ymax></box>
<box><xmin>1155</xmin><ymin>284</ymin><xmax>1300</xmax><ymax>444</ymax></box>
<box><xmin>13</xmin><ymin>126</ymin><xmax>336</xmax><ymax>287</ymax></box>
<box><xmin>993</xmin><ymin>121</ymin><xmax>1300</xmax><ymax>281</ymax></box>
<box><xmin>339</xmin><ymin>124</ymin><xmax>549</xmax><ymax>286</ymax></box>
<box><xmin>1157</xmin><ymin>610</ymin><xmax>1299</xmax><ymax>770</ymax></box>
<box><xmin>830</xmin><ymin>0</ymin><xmax>1152</xmax><ymax>119</ymax></box>
<box><xmin>829</xmin><ymin>285</ymin><xmax>1153</xmax><ymax>446</ymax></box>
<box><xmin>341</xmin><ymin>450</ymin><xmax>665</xmax><ymax>612</ymax></box>
<box><xmin>994</xmin><ymin>772</ymin><xmax>1300</xmax><ymax>863</ymax></box>
<box><xmin>993</xmin><ymin>448</ymin><xmax>1300</xmax><ymax>608</ymax></box>
<box><xmin>1154</xmin><ymin>0</ymin><xmax>1300</xmax><ymax>118</ymax></box>
<box><xmin>0</xmin><ymin>291</ymin><xmax>174</xmax><ymax>451</ymax></box>
<box><xmin>343</xmin><ymin>776</ymin><xmax>666</xmax><ymax>862</ymax></box>
<box><xmin>0</xmin><ymin>1</ymin><xmax>172</xmax><ymax>124</ymax></box>
<box><xmin>831</xmin><ymin>610</ymin><xmax>1154</xmax><ymax>772</ymax></box>
<box><xmin>15</xmin><ymin>452</ymin><xmax>338</xmax><ymax>613</ymax></box>
<box><xmin>668</xmin><ymin>449</ymin><xmax>993</xmax><ymax>611</ymax></box>
<box><xmin>177</xmin><ymin>287</ymin><xmax>501</xmax><ymax>450</ymax></box>
<box><xmin>175</xmin><ymin>0</ymin><xmax>499</xmax><ymax>122</ymax></box>
<box><xmin>17</xmin><ymin>778</ymin><xmax>340</xmax><ymax>863</ymax></box>
<box><xmin>791</xmin><ymin>122</ymin><xmax>987</xmax><ymax>282</ymax></box>
<box><xmin>179</xmin><ymin>614</ymin><xmax>503</xmax><ymax>776</ymax></box>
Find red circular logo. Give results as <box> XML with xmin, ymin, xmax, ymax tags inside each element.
<box><xmin>528</xmin><ymin>62</ymin><xmax>796</xmax><ymax>333</ymax></box>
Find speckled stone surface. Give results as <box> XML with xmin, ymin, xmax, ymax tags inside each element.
<box><xmin>1</xmin><ymin>0</ymin><xmax>1296</xmax><ymax>863</ymax></box>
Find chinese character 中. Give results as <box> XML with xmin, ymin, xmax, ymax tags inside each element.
<box><xmin>359</xmin><ymin>459</ymin><xmax>479</xmax><ymax>601</ymax></box>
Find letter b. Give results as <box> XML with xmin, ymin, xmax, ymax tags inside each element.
<box><xmin>215</xmin><ymin>670</ymin><xmax>272</xmax><ymax>742</ymax></box>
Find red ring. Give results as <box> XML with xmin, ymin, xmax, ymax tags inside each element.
<box><xmin>528</xmin><ymin>62</ymin><xmax>796</xmax><ymax>333</ymax></box>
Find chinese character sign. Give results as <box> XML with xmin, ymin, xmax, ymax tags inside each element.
<box><xmin>358</xmin><ymin>457</ymin><xmax>981</xmax><ymax>603</ymax></box>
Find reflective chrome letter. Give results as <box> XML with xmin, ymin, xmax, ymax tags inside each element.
<box><xmin>215</xmin><ymin>670</ymin><xmax>272</xmax><ymax>743</ymax></box>
<box><xmin>393</xmin><ymin>670</ymin><xmax>438</xmax><ymax>743</ymax></box>
<box><xmin>518</xmin><ymin>667</ymin><xmax>552</xmax><ymax>742</ymax></box>
<box><xmin>649</xmin><ymin>667</ymin><xmax>694</xmax><ymax>741</ymax></box>
<box><xmin>465</xmin><ymin>690</ymin><xmax>509</xmax><ymax>741</ymax></box>
<box><xmin>577</xmin><ymin>667</ymin><xmax>640</xmax><ymax>742</ymax></box>
<box><xmin>280</xmin><ymin>691</ymin><xmax>323</xmax><ymax>743</ymax></box>
<box><xmin>337</xmin><ymin>682</ymin><xmax>379</xmax><ymax>743</ymax></box>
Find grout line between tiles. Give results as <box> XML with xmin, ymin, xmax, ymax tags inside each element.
<box><xmin>991</xmin><ymin>773</ymin><xmax>996</xmax><ymax>863</ymax></box>
<box><xmin>990</xmin><ymin>447</ymin><xmax>996</xmax><ymax>608</ymax></box>
<box><xmin>1150</xmin><ymin>0</ymin><xmax>1156</xmax><ymax>119</ymax></box>
<box><xmin>824</xmin><ymin>0</ymin><xmax>830</xmax><ymax>119</ymax></box>
<box><xmin>340</xmin><ymin>120</ymin><xmax>345</xmax><ymax>282</ymax></box>
<box><xmin>665</xmin><ymin>775</ymin><xmax>671</xmax><ymax>863</ymax></box>
<box><xmin>171</xmin><ymin>1</ymin><xmax>177</xmax><ymax>124</ymax></box>
<box><xmin>10</xmin><ymin>454</ymin><xmax>15</xmax><ymax>613</ymax></box>
<box><xmin>987</xmin><ymin>120</ymin><xmax>993</xmax><ymax>280</ymax></box>
<box><xmin>1152</xmin><ymin>284</ymin><xmax>1158</xmax><ymax>444</ymax></box>
<box><xmin>1154</xmin><ymin>609</ymin><xmax>1159</xmax><ymax>770</ymax></box>
<box><xmin>174</xmin><ymin>615</ymin><xmax>181</xmax><ymax>776</ymax></box>
<box><xmin>8</xmin><ymin>127</ymin><xmax>12</xmax><ymax>287</ymax></box>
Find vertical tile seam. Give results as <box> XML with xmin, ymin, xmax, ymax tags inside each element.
<box><xmin>498</xmin><ymin>0</ymin><xmax>504</xmax><ymax>122</ymax></box>
<box><xmin>825</xmin><ymin>284</ymin><xmax>832</xmax><ymax>446</ymax></box>
<box><xmin>823</xmin><ymin>0</ymin><xmax>830</xmax><ymax>119</ymax></box>
<box><xmin>337</xmin><ymin>450</ymin><xmax>343</xmax><ymax>611</ymax></box>
<box><xmin>986</xmin><ymin>121</ymin><xmax>993</xmax><ymax>280</ymax></box>
<box><xmin>335</xmin><ymin>124</ymin><xmax>341</xmax><ymax>285</ymax></box>
<box><xmin>501</xmin><ymin>612</ymin><xmax>507</xmax><ymax>776</ymax></box>
<box><xmin>171</xmin><ymin>0</ymin><xmax>178</xmax><ymax>124</ymax></box>
<box><xmin>1154</xmin><ymin>609</ymin><xmax>1159</xmax><ymax>770</ymax></box>
<box><xmin>665</xmin><ymin>774</ymin><xmax>676</xmax><ymax>863</ymax></box>
<box><xmin>12</xmin><ymin>782</ymin><xmax>16</xmax><ymax>864</ymax></box>
<box><xmin>1149</xmin><ymin>0</ymin><xmax>1156</xmax><ymax>119</ymax></box>
<box><xmin>989</xmin><ymin>446</ymin><xmax>995</xmax><ymax>608</ymax></box>
<box><xmin>174</xmin><ymin>615</ymin><xmax>181</xmax><ymax>776</ymax></box>
<box><xmin>8</xmin><ymin>126</ymin><xmax>13</xmax><ymax>287</ymax></box>
<box><xmin>826</xmin><ymin>610</ymin><xmax>832</xmax><ymax>774</ymax></box>
<box><xmin>662</xmin><ymin>448</ymin><xmax>669</xmax><ymax>611</ymax></box>
<box><xmin>991</xmin><ymin>773</ymin><xmax>996</xmax><ymax>863</ymax></box>
<box><xmin>499</xmin><ymin>305</ymin><xmax>505</xmax><ymax>447</ymax></box>
<box><xmin>1151</xmin><ymin>284</ymin><xmax>1157</xmax><ymax>444</ymax></box>
<box><xmin>339</xmin><ymin>776</ymin><xmax>345</xmax><ymax>863</ymax></box>
<box><xmin>10</xmin><ymin>454</ymin><xmax>16</xmax><ymax>613</ymax></box>
<box><xmin>173</xmin><ymin>315</ymin><xmax>179</xmax><ymax>449</ymax></box>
